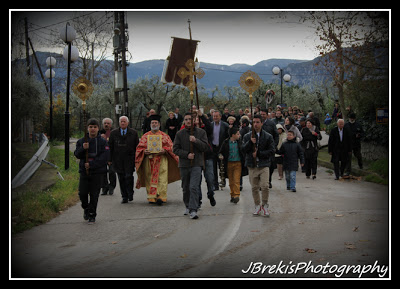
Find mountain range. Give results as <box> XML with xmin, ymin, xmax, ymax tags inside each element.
<box><xmin>15</xmin><ymin>45</ymin><xmax>388</xmax><ymax>95</ymax></box>
<box><xmin>13</xmin><ymin>51</ymin><xmax>337</xmax><ymax>94</ymax></box>
<box><xmin>127</xmin><ymin>58</ymin><xmax>313</xmax><ymax>90</ymax></box>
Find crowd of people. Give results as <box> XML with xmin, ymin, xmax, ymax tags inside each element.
<box><xmin>74</xmin><ymin>103</ymin><xmax>364</xmax><ymax>224</ymax></box>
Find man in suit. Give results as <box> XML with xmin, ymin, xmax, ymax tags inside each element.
<box><xmin>211</xmin><ymin>110</ymin><xmax>229</xmax><ymax>190</ymax></box>
<box><xmin>328</xmin><ymin>119</ymin><xmax>352</xmax><ymax>180</ymax></box>
<box><xmin>108</xmin><ymin>116</ymin><xmax>139</xmax><ymax>203</ymax></box>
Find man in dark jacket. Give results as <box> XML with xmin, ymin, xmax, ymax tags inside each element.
<box><xmin>74</xmin><ymin>118</ymin><xmax>109</xmax><ymax>224</ymax></box>
<box><xmin>108</xmin><ymin>116</ymin><xmax>139</xmax><ymax>203</ymax></box>
<box><xmin>211</xmin><ymin>110</ymin><xmax>229</xmax><ymax>190</ymax></box>
<box><xmin>242</xmin><ymin>114</ymin><xmax>275</xmax><ymax>217</ymax></box>
<box><xmin>328</xmin><ymin>119</ymin><xmax>352</xmax><ymax>180</ymax></box>
<box><xmin>261</xmin><ymin>108</ymin><xmax>279</xmax><ymax>188</ymax></box>
<box><xmin>345</xmin><ymin>113</ymin><xmax>364</xmax><ymax>173</ymax></box>
<box><xmin>173</xmin><ymin>112</ymin><xmax>209</xmax><ymax>219</ymax></box>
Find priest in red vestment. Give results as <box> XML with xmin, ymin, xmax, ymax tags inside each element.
<box><xmin>135</xmin><ymin>114</ymin><xmax>180</xmax><ymax>205</ymax></box>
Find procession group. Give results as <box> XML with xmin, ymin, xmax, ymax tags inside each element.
<box><xmin>74</xmin><ymin>105</ymin><xmax>363</xmax><ymax>224</ymax></box>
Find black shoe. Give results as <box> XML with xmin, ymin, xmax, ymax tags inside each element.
<box><xmin>128</xmin><ymin>193</ymin><xmax>134</xmax><ymax>202</ymax></box>
<box><xmin>88</xmin><ymin>217</ymin><xmax>95</xmax><ymax>224</ymax></box>
<box><xmin>156</xmin><ymin>198</ymin><xmax>163</xmax><ymax>206</ymax></box>
<box><xmin>209</xmin><ymin>196</ymin><xmax>216</xmax><ymax>206</ymax></box>
<box><xmin>101</xmin><ymin>188</ymin><xmax>108</xmax><ymax>195</ymax></box>
<box><xmin>312</xmin><ymin>175</ymin><xmax>316</xmax><ymax>180</ymax></box>
<box><xmin>121</xmin><ymin>199</ymin><xmax>128</xmax><ymax>203</ymax></box>
<box><xmin>233</xmin><ymin>197</ymin><xmax>239</xmax><ymax>204</ymax></box>
<box><xmin>83</xmin><ymin>208</ymin><xmax>89</xmax><ymax>220</ymax></box>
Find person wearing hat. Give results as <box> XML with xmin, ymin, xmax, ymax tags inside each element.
<box><xmin>135</xmin><ymin>114</ymin><xmax>180</xmax><ymax>205</ymax></box>
<box><xmin>344</xmin><ymin>112</ymin><xmax>364</xmax><ymax>174</ymax></box>
<box><xmin>324</xmin><ymin>113</ymin><xmax>332</xmax><ymax>125</ymax></box>
<box><xmin>74</xmin><ymin>118</ymin><xmax>109</xmax><ymax>224</ymax></box>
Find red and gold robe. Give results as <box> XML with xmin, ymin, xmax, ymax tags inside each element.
<box><xmin>135</xmin><ymin>130</ymin><xmax>180</xmax><ymax>203</ymax></box>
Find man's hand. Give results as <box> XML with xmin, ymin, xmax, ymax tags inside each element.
<box><xmin>83</xmin><ymin>142</ymin><xmax>89</xmax><ymax>150</ymax></box>
<box><xmin>252</xmin><ymin>148</ymin><xmax>257</xmax><ymax>159</ymax></box>
<box><xmin>156</xmin><ymin>148</ymin><xmax>166</xmax><ymax>155</ymax></box>
<box><xmin>190</xmin><ymin>135</ymin><xmax>196</xmax><ymax>142</ymax></box>
<box><xmin>188</xmin><ymin>153</ymin><xmax>195</xmax><ymax>160</ymax></box>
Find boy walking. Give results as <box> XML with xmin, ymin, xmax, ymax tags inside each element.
<box><xmin>74</xmin><ymin>119</ymin><xmax>109</xmax><ymax>224</ymax></box>
<box><xmin>278</xmin><ymin>130</ymin><xmax>304</xmax><ymax>192</ymax></box>
<box><xmin>218</xmin><ymin>127</ymin><xmax>245</xmax><ymax>204</ymax></box>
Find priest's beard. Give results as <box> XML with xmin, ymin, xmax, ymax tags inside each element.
<box><xmin>151</xmin><ymin>125</ymin><xmax>160</xmax><ymax>132</ymax></box>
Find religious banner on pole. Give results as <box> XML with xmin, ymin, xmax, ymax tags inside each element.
<box><xmin>161</xmin><ymin>37</ymin><xmax>200</xmax><ymax>86</ymax></box>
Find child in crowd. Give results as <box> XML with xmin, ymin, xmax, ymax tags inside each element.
<box><xmin>277</xmin><ymin>130</ymin><xmax>304</xmax><ymax>192</ymax></box>
<box><xmin>74</xmin><ymin>118</ymin><xmax>109</xmax><ymax>224</ymax></box>
<box><xmin>218</xmin><ymin>127</ymin><xmax>245</xmax><ymax>204</ymax></box>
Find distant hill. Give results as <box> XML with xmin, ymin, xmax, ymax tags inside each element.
<box><xmin>20</xmin><ymin>49</ymin><xmax>390</xmax><ymax>95</ymax></box>
<box><xmin>127</xmin><ymin>58</ymin><xmax>310</xmax><ymax>90</ymax></box>
<box><xmin>14</xmin><ymin>39</ymin><xmax>388</xmax><ymax>96</ymax></box>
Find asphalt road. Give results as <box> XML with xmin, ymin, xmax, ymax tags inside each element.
<box><xmin>11</xmin><ymin>166</ymin><xmax>389</xmax><ymax>279</ymax></box>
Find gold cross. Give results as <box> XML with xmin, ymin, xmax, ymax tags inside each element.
<box><xmin>238</xmin><ymin>70</ymin><xmax>262</xmax><ymax>95</ymax></box>
<box><xmin>177</xmin><ymin>59</ymin><xmax>205</xmax><ymax>91</ymax></box>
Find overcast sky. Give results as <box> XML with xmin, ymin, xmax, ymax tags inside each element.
<box><xmin>126</xmin><ymin>11</ymin><xmax>319</xmax><ymax>65</ymax></box>
<box><xmin>12</xmin><ymin>10</ymin><xmax>320</xmax><ymax>65</ymax></box>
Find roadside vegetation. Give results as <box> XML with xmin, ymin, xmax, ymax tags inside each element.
<box><xmin>11</xmin><ymin>143</ymin><xmax>80</xmax><ymax>234</ymax></box>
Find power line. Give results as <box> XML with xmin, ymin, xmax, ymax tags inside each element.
<box><xmin>201</xmin><ymin>66</ymin><xmax>332</xmax><ymax>77</ymax></box>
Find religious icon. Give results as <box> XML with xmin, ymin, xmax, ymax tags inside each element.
<box><xmin>147</xmin><ymin>135</ymin><xmax>162</xmax><ymax>153</ymax></box>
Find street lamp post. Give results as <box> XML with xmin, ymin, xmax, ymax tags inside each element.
<box><xmin>45</xmin><ymin>56</ymin><xmax>56</xmax><ymax>141</ymax></box>
<box><xmin>272</xmin><ymin>66</ymin><xmax>291</xmax><ymax>105</ymax></box>
<box><xmin>59</xmin><ymin>23</ymin><xmax>78</xmax><ymax>170</ymax></box>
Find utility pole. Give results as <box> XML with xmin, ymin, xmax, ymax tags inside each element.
<box><xmin>119</xmin><ymin>12</ymin><xmax>129</xmax><ymax>117</ymax></box>
<box><xmin>113</xmin><ymin>12</ymin><xmax>129</xmax><ymax>124</ymax></box>
<box><xmin>24</xmin><ymin>17</ymin><xmax>30</xmax><ymax>76</ymax></box>
<box><xmin>113</xmin><ymin>12</ymin><xmax>120</xmax><ymax>125</ymax></box>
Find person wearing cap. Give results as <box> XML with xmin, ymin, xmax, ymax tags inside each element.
<box><xmin>74</xmin><ymin>118</ymin><xmax>109</xmax><ymax>224</ymax></box>
<box><xmin>135</xmin><ymin>114</ymin><xmax>180</xmax><ymax>205</ymax></box>
<box><xmin>324</xmin><ymin>113</ymin><xmax>332</xmax><ymax>125</ymax></box>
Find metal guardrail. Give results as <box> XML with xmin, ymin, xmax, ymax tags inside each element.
<box><xmin>11</xmin><ymin>134</ymin><xmax>50</xmax><ymax>189</ymax></box>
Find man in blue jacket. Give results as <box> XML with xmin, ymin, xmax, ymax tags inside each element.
<box><xmin>74</xmin><ymin>118</ymin><xmax>109</xmax><ymax>224</ymax></box>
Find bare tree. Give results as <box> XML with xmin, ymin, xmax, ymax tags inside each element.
<box><xmin>301</xmin><ymin>11</ymin><xmax>389</xmax><ymax>119</ymax></box>
<box><xmin>71</xmin><ymin>12</ymin><xmax>114</xmax><ymax>83</ymax></box>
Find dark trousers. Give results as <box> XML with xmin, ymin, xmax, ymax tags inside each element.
<box><xmin>332</xmin><ymin>150</ymin><xmax>348</xmax><ymax>178</ymax></box>
<box><xmin>78</xmin><ymin>173</ymin><xmax>104</xmax><ymax>217</ymax></box>
<box><xmin>180</xmin><ymin>166</ymin><xmax>202</xmax><ymax>212</ymax></box>
<box><xmin>212</xmin><ymin>144</ymin><xmax>223</xmax><ymax>188</ymax></box>
<box><xmin>117</xmin><ymin>172</ymin><xmax>134</xmax><ymax>201</ymax></box>
<box><xmin>346</xmin><ymin>146</ymin><xmax>363</xmax><ymax>174</ymax></box>
<box><xmin>102</xmin><ymin>164</ymin><xmax>116</xmax><ymax>190</ymax></box>
<box><xmin>305</xmin><ymin>154</ymin><xmax>318</xmax><ymax>177</ymax></box>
